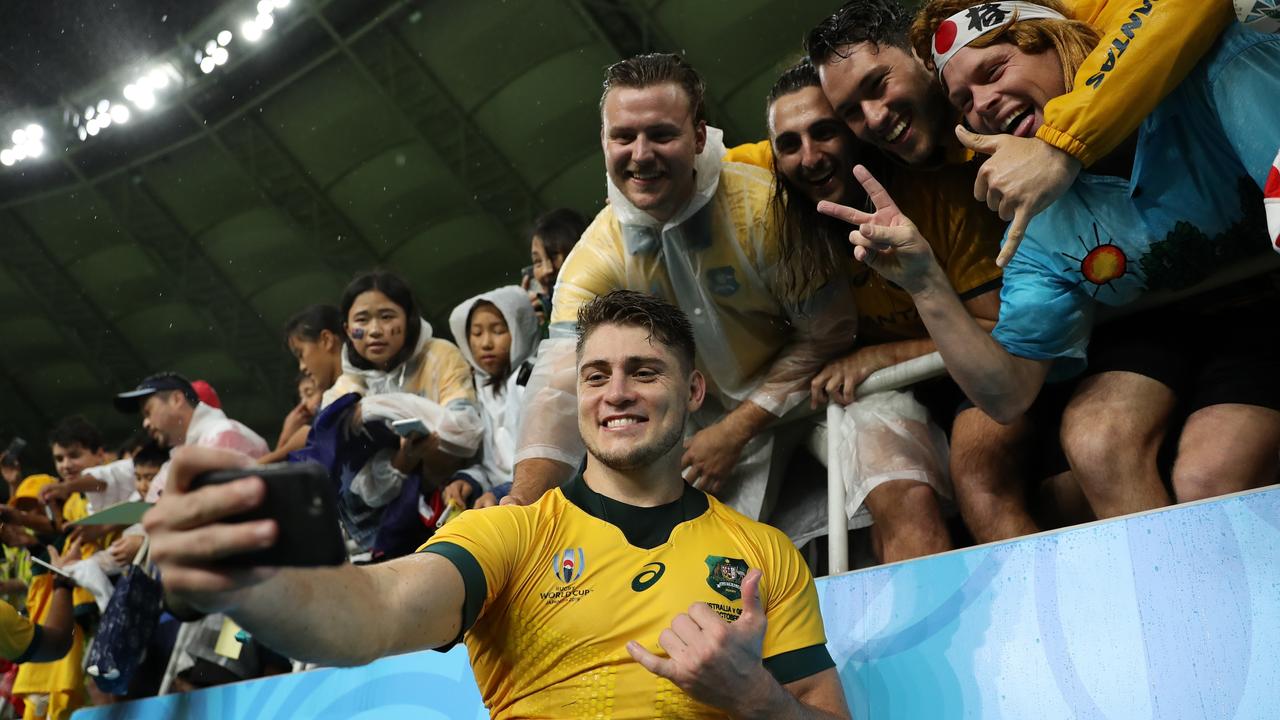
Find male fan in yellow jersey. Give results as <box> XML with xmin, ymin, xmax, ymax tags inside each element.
<box><xmin>144</xmin><ymin>291</ymin><xmax>850</xmax><ymax>719</ymax></box>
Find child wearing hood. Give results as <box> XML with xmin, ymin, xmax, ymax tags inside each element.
<box><xmin>448</xmin><ymin>286</ymin><xmax>542</xmax><ymax>507</ymax></box>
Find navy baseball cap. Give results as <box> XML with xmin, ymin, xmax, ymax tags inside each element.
<box><xmin>114</xmin><ymin>372</ymin><xmax>200</xmax><ymax>413</ymax></box>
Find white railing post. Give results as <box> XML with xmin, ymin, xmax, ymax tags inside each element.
<box><xmin>826</xmin><ymin>402</ymin><xmax>849</xmax><ymax>575</ymax></box>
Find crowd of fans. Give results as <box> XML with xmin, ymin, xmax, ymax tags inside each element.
<box><xmin>1</xmin><ymin>0</ymin><xmax>1277</xmax><ymax>716</ymax></box>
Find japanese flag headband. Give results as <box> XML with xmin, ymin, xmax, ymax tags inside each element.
<box><xmin>931</xmin><ymin>2</ymin><xmax>1067</xmax><ymax>78</ymax></box>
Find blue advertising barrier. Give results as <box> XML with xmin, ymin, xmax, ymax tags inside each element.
<box><xmin>76</xmin><ymin>487</ymin><xmax>1280</xmax><ymax>719</ymax></box>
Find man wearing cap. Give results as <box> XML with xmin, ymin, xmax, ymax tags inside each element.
<box><xmin>115</xmin><ymin>372</ymin><xmax>268</xmax><ymax>501</ymax></box>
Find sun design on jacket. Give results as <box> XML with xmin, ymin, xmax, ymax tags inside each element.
<box><xmin>1061</xmin><ymin>224</ymin><xmax>1128</xmax><ymax>296</ymax></box>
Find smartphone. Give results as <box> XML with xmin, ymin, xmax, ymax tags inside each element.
<box><xmin>390</xmin><ymin>418</ymin><xmax>430</xmax><ymax>438</ymax></box>
<box><xmin>190</xmin><ymin>463</ymin><xmax>346</xmax><ymax>567</ymax></box>
<box><xmin>2</xmin><ymin>436</ymin><xmax>25</xmax><ymax>460</ymax></box>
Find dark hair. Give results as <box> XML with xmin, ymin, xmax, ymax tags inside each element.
<box><xmin>284</xmin><ymin>304</ymin><xmax>343</xmax><ymax>346</ymax></box>
<box><xmin>131</xmin><ymin>440</ymin><xmax>168</xmax><ymax>468</ymax></box>
<box><xmin>339</xmin><ymin>270</ymin><xmax>423</xmax><ymax>372</ymax></box>
<box><xmin>576</xmin><ymin>291</ymin><xmax>696</xmax><ymax>372</ymax></box>
<box><xmin>48</xmin><ymin>415</ymin><xmax>103</xmax><ymax>452</ymax></box>
<box><xmin>766</xmin><ymin>60</ymin><xmax>879</xmax><ymax>301</ymax></box>
<box><xmin>531</xmin><ymin>208</ymin><xmax>588</xmax><ymax>260</ymax></box>
<box><xmin>601</xmin><ymin>53</ymin><xmax>707</xmax><ymax>125</ymax></box>
<box><xmin>805</xmin><ymin>0</ymin><xmax>915</xmax><ymax>65</ymax></box>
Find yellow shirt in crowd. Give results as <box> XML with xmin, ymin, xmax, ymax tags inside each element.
<box><xmin>420</xmin><ymin>476</ymin><xmax>832</xmax><ymax>719</ymax></box>
<box><xmin>0</xmin><ymin>601</ymin><xmax>37</xmax><ymax>662</ymax></box>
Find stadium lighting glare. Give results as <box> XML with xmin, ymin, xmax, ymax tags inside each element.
<box><xmin>85</xmin><ymin>106</ymin><xmax>95</xmax><ymax>120</ymax></box>
<box><xmin>205</xmin><ymin>40</ymin><xmax>219</xmax><ymax>55</ymax></box>
<box><xmin>200</xmin><ymin>57</ymin><xmax>217</xmax><ymax>74</ymax></box>
<box><xmin>257</xmin><ymin>0</ymin><xmax>274</xmax><ymax>14</ymax></box>
<box><xmin>241</xmin><ymin>19</ymin><xmax>263</xmax><ymax>42</ymax></box>
<box><xmin>135</xmin><ymin>91</ymin><xmax>157</xmax><ymax>110</ymax></box>
<box><xmin>274</xmin><ymin>0</ymin><xmax>291</xmax><ymax>8</ymax></box>
<box><xmin>149</xmin><ymin>67</ymin><xmax>171</xmax><ymax>89</ymax></box>
<box><xmin>97</xmin><ymin>99</ymin><xmax>111</xmax><ymax>113</ymax></box>
<box><xmin>256</xmin><ymin>12</ymin><xmax>275</xmax><ymax>30</ymax></box>
<box><xmin>111</xmin><ymin>105</ymin><xmax>131</xmax><ymax>124</ymax></box>
<box><xmin>12</xmin><ymin>146</ymin><xmax>26</xmax><ymax>161</ymax></box>
<box><xmin>11</xmin><ymin>129</ymin><xmax>26</xmax><ymax>146</ymax></box>
<box><xmin>194</xmin><ymin>49</ymin><xmax>204</xmax><ymax>64</ymax></box>
<box><xmin>99</xmin><ymin>113</ymin><xmax>113</xmax><ymax>129</ymax></box>
<box><xmin>86</xmin><ymin>119</ymin><xmax>101</xmax><ymax>136</ymax></box>
<box><xmin>26</xmin><ymin>124</ymin><xmax>43</xmax><ymax>141</ymax></box>
<box><xmin>72</xmin><ymin>114</ymin><xmax>80</xmax><ymax>127</ymax></box>
<box><xmin>0</xmin><ymin>149</ymin><xmax>13</xmax><ymax>166</ymax></box>
<box><xmin>217</xmin><ymin>30</ymin><xmax>233</xmax><ymax>46</ymax></box>
<box><xmin>26</xmin><ymin>141</ymin><xmax>44</xmax><ymax>158</ymax></box>
<box><xmin>78</xmin><ymin>126</ymin><xmax>88</xmax><ymax>141</ymax></box>
<box><xmin>123</xmin><ymin>83</ymin><xmax>138</xmax><ymax>101</ymax></box>
<box><xmin>212</xmin><ymin>47</ymin><xmax>229</xmax><ymax>65</ymax></box>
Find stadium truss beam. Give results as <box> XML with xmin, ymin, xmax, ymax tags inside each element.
<box><xmin>568</xmin><ymin>0</ymin><xmax>748</xmax><ymax>142</ymax></box>
<box><xmin>53</xmin><ymin>155</ymin><xmax>290</xmax><ymax>401</ymax></box>
<box><xmin>306</xmin><ymin>5</ymin><xmax>546</xmax><ymax>253</ymax></box>
<box><xmin>0</xmin><ymin>210</ymin><xmax>149</xmax><ymax>392</ymax></box>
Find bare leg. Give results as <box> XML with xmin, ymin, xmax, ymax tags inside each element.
<box><xmin>950</xmin><ymin>407</ymin><xmax>1040</xmax><ymax>542</ymax></box>
<box><xmin>1035</xmin><ymin>471</ymin><xmax>1095</xmax><ymax>528</ymax></box>
<box><xmin>1172</xmin><ymin>404</ymin><xmax>1280</xmax><ymax>503</ymax></box>
<box><xmin>863</xmin><ymin>479</ymin><xmax>951</xmax><ymax>563</ymax></box>
<box><xmin>1060</xmin><ymin>371</ymin><xmax>1174</xmax><ymax>518</ymax></box>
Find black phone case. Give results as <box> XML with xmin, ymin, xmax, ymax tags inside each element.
<box><xmin>191</xmin><ymin>462</ymin><xmax>346</xmax><ymax>567</ymax></box>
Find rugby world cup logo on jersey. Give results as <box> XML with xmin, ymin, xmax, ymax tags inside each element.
<box><xmin>551</xmin><ymin>547</ymin><xmax>585</xmax><ymax>584</ymax></box>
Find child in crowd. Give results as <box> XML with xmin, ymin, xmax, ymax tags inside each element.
<box><xmin>525</xmin><ymin>208</ymin><xmax>587</xmax><ymax>322</ymax></box>
<box><xmin>448</xmin><ymin>286</ymin><xmax>542</xmax><ymax>507</ymax></box>
<box><xmin>257</xmin><ymin>305</ymin><xmax>347</xmax><ymax>464</ymax></box>
<box><xmin>302</xmin><ymin>271</ymin><xmax>482</xmax><ymax>558</ymax></box>
<box><xmin>259</xmin><ymin>373</ymin><xmax>323</xmax><ymax>464</ymax></box>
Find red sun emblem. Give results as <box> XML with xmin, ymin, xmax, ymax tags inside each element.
<box><xmin>1062</xmin><ymin>225</ymin><xmax>1130</xmax><ymax>296</ymax></box>
<box><xmin>935</xmin><ymin>20</ymin><xmax>958</xmax><ymax>55</ymax></box>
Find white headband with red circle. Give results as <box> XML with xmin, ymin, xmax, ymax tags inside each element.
<box><xmin>931</xmin><ymin>2</ymin><xmax>1067</xmax><ymax>78</ymax></box>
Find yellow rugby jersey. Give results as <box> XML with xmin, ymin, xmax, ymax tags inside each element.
<box><xmin>420</xmin><ymin>476</ymin><xmax>832</xmax><ymax>719</ymax></box>
<box><xmin>0</xmin><ymin>600</ymin><xmax>37</xmax><ymax>662</ymax></box>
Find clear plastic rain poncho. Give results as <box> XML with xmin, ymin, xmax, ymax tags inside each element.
<box><xmin>516</xmin><ymin>128</ymin><xmax>858</xmax><ymax>519</ymax></box>
<box><xmin>448</xmin><ymin>285</ymin><xmax>541</xmax><ymax>491</ymax></box>
<box><xmin>323</xmin><ymin>319</ymin><xmax>483</xmax><ymax>508</ymax></box>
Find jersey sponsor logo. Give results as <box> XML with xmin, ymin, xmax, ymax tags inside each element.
<box><xmin>705</xmin><ymin>556</ymin><xmax>749</xmax><ymax>601</ymax></box>
<box><xmin>1084</xmin><ymin>0</ymin><xmax>1157</xmax><ymax>90</ymax></box>
<box><xmin>551</xmin><ymin>547</ymin><xmax>585</xmax><ymax>584</ymax></box>
<box><xmin>630</xmin><ymin>562</ymin><xmax>666</xmax><ymax>592</ymax></box>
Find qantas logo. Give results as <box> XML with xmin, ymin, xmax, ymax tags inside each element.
<box><xmin>1085</xmin><ymin>0</ymin><xmax>1156</xmax><ymax>90</ymax></box>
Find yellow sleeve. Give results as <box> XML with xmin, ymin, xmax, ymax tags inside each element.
<box><xmin>723</xmin><ymin>139</ymin><xmax>774</xmax><ymax>171</ymax></box>
<box><xmin>423</xmin><ymin>338</ymin><xmax>478</xmax><ymax>407</ymax></box>
<box><xmin>1040</xmin><ymin>0</ymin><xmax>1234</xmax><ymax>166</ymax></box>
<box><xmin>548</xmin><ymin>210</ymin><xmax>625</xmax><ymax>329</ymax></box>
<box><xmin>419</xmin><ymin>504</ymin><xmax>536</xmax><ymax>631</ymax></box>
<box><xmin>757</xmin><ymin>526</ymin><xmax>833</xmax><ymax>684</ymax></box>
<box><xmin>0</xmin><ymin>600</ymin><xmax>36</xmax><ymax>662</ymax></box>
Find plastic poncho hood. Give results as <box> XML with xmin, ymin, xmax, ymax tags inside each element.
<box><xmin>448</xmin><ymin>286</ymin><xmax>541</xmax><ymax>380</ymax></box>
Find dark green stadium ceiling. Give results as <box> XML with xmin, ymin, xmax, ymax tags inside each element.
<box><xmin>0</xmin><ymin>0</ymin><xmax>844</xmax><ymax>467</ymax></box>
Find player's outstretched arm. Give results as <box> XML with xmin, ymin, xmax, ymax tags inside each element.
<box><xmin>145</xmin><ymin>446</ymin><xmax>466</xmax><ymax>667</ymax></box>
<box><xmin>627</xmin><ymin>569</ymin><xmax>850</xmax><ymax>719</ymax></box>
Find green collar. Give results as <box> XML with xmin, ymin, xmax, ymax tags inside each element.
<box><xmin>561</xmin><ymin>474</ymin><xmax>709</xmax><ymax>550</ymax></box>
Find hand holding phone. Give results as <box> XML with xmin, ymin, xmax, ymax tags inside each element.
<box><xmin>189</xmin><ymin>463</ymin><xmax>345</xmax><ymax>568</ymax></box>
<box><xmin>390</xmin><ymin>418</ymin><xmax>430</xmax><ymax>438</ymax></box>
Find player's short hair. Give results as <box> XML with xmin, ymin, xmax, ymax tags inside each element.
<box><xmin>600</xmin><ymin>52</ymin><xmax>707</xmax><ymax>125</ymax></box>
<box><xmin>48</xmin><ymin>415</ymin><xmax>104</xmax><ymax>452</ymax></box>
<box><xmin>576</xmin><ymin>291</ymin><xmax>696</xmax><ymax>372</ymax></box>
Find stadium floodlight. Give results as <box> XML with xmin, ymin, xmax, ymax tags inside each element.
<box><xmin>26</xmin><ymin>124</ymin><xmax>43</xmax><ymax>141</ymax></box>
<box><xmin>200</xmin><ymin>57</ymin><xmax>217</xmax><ymax>74</ymax></box>
<box><xmin>135</xmin><ymin>91</ymin><xmax>157</xmax><ymax>110</ymax></box>
<box><xmin>85</xmin><ymin>106</ymin><xmax>95</xmax><ymax>119</ymax></box>
<box><xmin>12</xmin><ymin>146</ymin><xmax>26</xmax><ymax>161</ymax></box>
<box><xmin>99</xmin><ymin>113</ymin><xmax>113</xmax><ymax>129</ymax></box>
<box><xmin>274</xmin><ymin>0</ymin><xmax>291</xmax><ymax>8</ymax></box>
<box><xmin>217</xmin><ymin>30</ymin><xmax>233</xmax><ymax>46</ymax></box>
<box><xmin>256</xmin><ymin>12</ymin><xmax>275</xmax><ymax>30</ymax></box>
<box><xmin>26</xmin><ymin>141</ymin><xmax>43</xmax><ymax>158</ymax></box>
<box><xmin>205</xmin><ymin>40</ymin><xmax>218</xmax><ymax>55</ymax></box>
<box><xmin>149</xmin><ymin>67</ymin><xmax>171</xmax><ymax>89</ymax></box>
<box><xmin>111</xmin><ymin>105</ymin><xmax>130</xmax><ymax>124</ymax></box>
<box><xmin>212</xmin><ymin>47</ymin><xmax>229</xmax><ymax>65</ymax></box>
<box><xmin>97</xmin><ymin>99</ymin><xmax>111</xmax><ymax>113</ymax></box>
<box><xmin>124</xmin><ymin>83</ymin><xmax>138</xmax><ymax>102</ymax></box>
<box><xmin>0</xmin><ymin>149</ymin><xmax>13</xmax><ymax>166</ymax></box>
<box><xmin>241</xmin><ymin>19</ymin><xmax>263</xmax><ymax>41</ymax></box>
<box><xmin>72</xmin><ymin>114</ymin><xmax>80</xmax><ymax>127</ymax></box>
<box><xmin>86</xmin><ymin>119</ymin><xmax>101</xmax><ymax>136</ymax></box>
<box><xmin>194</xmin><ymin>49</ymin><xmax>204</xmax><ymax>64</ymax></box>
<box><xmin>78</xmin><ymin>126</ymin><xmax>88</xmax><ymax>141</ymax></box>
<box><xmin>257</xmin><ymin>0</ymin><xmax>274</xmax><ymax>14</ymax></box>
<box><xmin>11</xmin><ymin>129</ymin><xmax>26</xmax><ymax>146</ymax></box>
